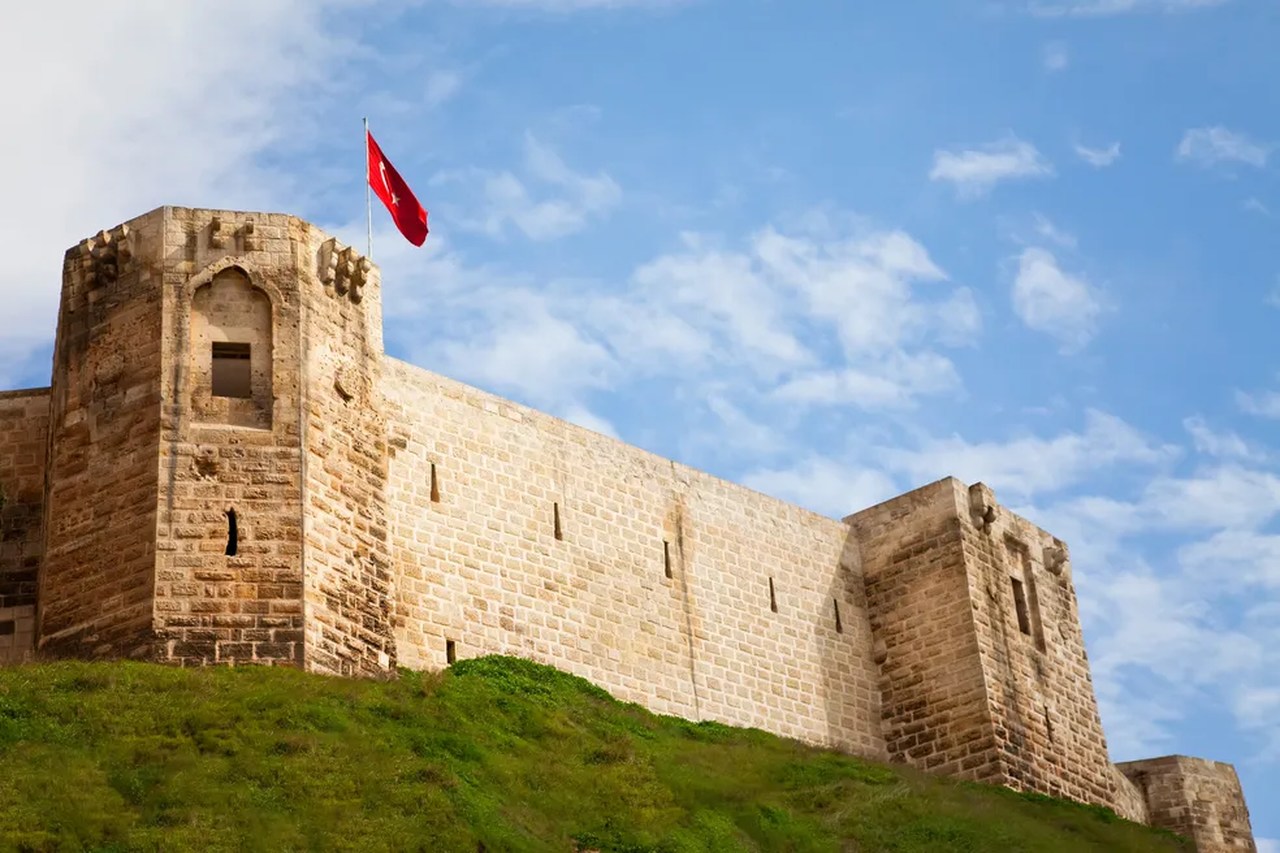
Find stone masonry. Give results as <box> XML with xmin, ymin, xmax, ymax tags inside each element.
<box><xmin>0</xmin><ymin>207</ymin><xmax>1256</xmax><ymax>852</ymax></box>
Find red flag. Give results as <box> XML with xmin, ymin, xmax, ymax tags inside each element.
<box><xmin>367</xmin><ymin>130</ymin><xmax>429</xmax><ymax>247</ymax></box>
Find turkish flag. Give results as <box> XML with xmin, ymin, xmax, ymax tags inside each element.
<box><xmin>367</xmin><ymin>130</ymin><xmax>429</xmax><ymax>246</ymax></box>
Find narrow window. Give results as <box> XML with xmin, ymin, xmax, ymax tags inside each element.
<box><xmin>553</xmin><ymin>502</ymin><xmax>563</xmax><ymax>541</ymax></box>
<box><xmin>225</xmin><ymin>508</ymin><xmax>238</xmax><ymax>556</ymax></box>
<box><xmin>833</xmin><ymin>598</ymin><xmax>843</xmax><ymax>634</ymax></box>
<box><xmin>429</xmin><ymin>462</ymin><xmax>440</xmax><ymax>503</ymax></box>
<box><xmin>0</xmin><ymin>620</ymin><xmax>14</xmax><ymax>637</ymax></box>
<box><xmin>1043</xmin><ymin>705</ymin><xmax>1055</xmax><ymax>745</ymax></box>
<box><xmin>663</xmin><ymin>540</ymin><xmax>673</xmax><ymax>579</ymax></box>
<box><xmin>211</xmin><ymin>341</ymin><xmax>252</xmax><ymax>398</ymax></box>
<box><xmin>768</xmin><ymin>577</ymin><xmax>778</xmax><ymax>613</ymax></box>
<box><xmin>445</xmin><ymin>639</ymin><xmax>457</xmax><ymax>665</ymax></box>
<box><xmin>1011</xmin><ymin>577</ymin><xmax>1031</xmax><ymax>636</ymax></box>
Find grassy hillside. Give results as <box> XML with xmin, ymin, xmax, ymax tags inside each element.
<box><xmin>0</xmin><ymin>656</ymin><xmax>1186</xmax><ymax>853</ymax></box>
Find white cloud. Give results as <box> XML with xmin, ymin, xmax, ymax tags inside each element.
<box><xmin>1257</xmin><ymin>837</ymin><xmax>1280</xmax><ymax>853</ymax></box>
<box><xmin>1184</xmin><ymin>415</ymin><xmax>1258</xmax><ymax>460</ymax></box>
<box><xmin>1012</xmin><ymin>248</ymin><xmax>1104</xmax><ymax>351</ymax></box>
<box><xmin>774</xmin><ymin>352</ymin><xmax>961</xmax><ymax>410</ymax></box>
<box><xmin>1074</xmin><ymin>141</ymin><xmax>1122</xmax><ymax>167</ymax></box>
<box><xmin>456</xmin><ymin>0</ymin><xmax>689</xmax><ymax>9</ymax></box>
<box><xmin>424</xmin><ymin>70</ymin><xmax>463</xmax><ymax>108</ymax></box>
<box><xmin>434</xmin><ymin>133</ymin><xmax>621</xmax><ymax>240</ymax></box>
<box><xmin>1029</xmin><ymin>0</ymin><xmax>1232</xmax><ymax>17</ymax></box>
<box><xmin>1244</xmin><ymin>197</ymin><xmax>1271</xmax><ymax>216</ymax></box>
<box><xmin>1043</xmin><ymin>41</ymin><xmax>1069</xmax><ymax>71</ymax></box>
<box><xmin>1180</xmin><ymin>530</ymin><xmax>1280</xmax><ymax>588</ymax></box>
<box><xmin>1031</xmin><ymin>213</ymin><xmax>1078</xmax><ymax>248</ymax></box>
<box><xmin>742</xmin><ymin>458</ymin><xmax>899</xmax><ymax>519</ymax></box>
<box><xmin>434</xmin><ymin>290</ymin><xmax>616</xmax><ymax>406</ymax></box>
<box><xmin>559</xmin><ymin>404</ymin><xmax>620</xmax><ymax>439</ymax></box>
<box><xmin>1237</xmin><ymin>388</ymin><xmax>1280</xmax><ymax>419</ymax></box>
<box><xmin>0</xmin><ymin>1</ymin><xmax>361</xmax><ymax>388</ymax></box>
<box><xmin>880</xmin><ymin>410</ymin><xmax>1175</xmax><ymax>500</ymax></box>
<box><xmin>1176</xmin><ymin>125</ymin><xmax>1270</xmax><ymax>168</ymax></box>
<box><xmin>929</xmin><ymin>136</ymin><xmax>1053</xmax><ymax>198</ymax></box>
<box><xmin>1143</xmin><ymin>465</ymin><xmax>1280</xmax><ymax>530</ymax></box>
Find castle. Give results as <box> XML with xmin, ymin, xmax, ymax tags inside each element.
<box><xmin>0</xmin><ymin>207</ymin><xmax>1256</xmax><ymax>851</ymax></box>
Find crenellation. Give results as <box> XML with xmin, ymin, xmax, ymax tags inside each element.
<box><xmin>0</xmin><ymin>205</ymin><xmax>1255</xmax><ymax>851</ymax></box>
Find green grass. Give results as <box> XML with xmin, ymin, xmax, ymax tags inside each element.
<box><xmin>0</xmin><ymin>656</ymin><xmax>1188</xmax><ymax>853</ymax></box>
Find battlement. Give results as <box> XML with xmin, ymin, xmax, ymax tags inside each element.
<box><xmin>0</xmin><ymin>207</ymin><xmax>1256</xmax><ymax>852</ymax></box>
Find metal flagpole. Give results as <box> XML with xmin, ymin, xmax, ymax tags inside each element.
<box><xmin>364</xmin><ymin>117</ymin><xmax>373</xmax><ymax>260</ymax></box>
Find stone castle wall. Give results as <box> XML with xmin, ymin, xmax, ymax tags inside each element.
<box><xmin>846</xmin><ymin>481</ymin><xmax>1001</xmax><ymax>783</ymax></box>
<box><xmin>38</xmin><ymin>214</ymin><xmax>166</xmax><ymax>659</ymax></box>
<box><xmin>153</xmin><ymin>209</ymin><xmax>308</xmax><ymax>668</ymax></box>
<box><xmin>0</xmin><ymin>389</ymin><xmax>49</xmax><ymax>663</ymax></box>
<box><xmin>297</xmin><ymin>223</ymin><xmax>397</xmax><ymax>678</ymax></box>
<box><xmin>382</xmin><ymin>359</ymin><xmax>886</xmax><ymax>756</ymax></box>
<box><xmin>1118</xmin><ymin>757</ymin><xmax>1257</xmax><ymax>852</ymax></box>
<box><xmin>0</xmin><ymin>206</ymin><xmax>1257</xmax><ymax>852</ymax></box>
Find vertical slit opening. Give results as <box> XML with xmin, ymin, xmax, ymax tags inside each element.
<box><xmin>663</xmin><ymin>540</ymin><xmax>673</xmax><ymax>579</ymax></box>
<box><xmin>768</xmin><ymin>577</ymin><xmax>778</xmax><ymax>613</ymax></box>
<box><xmin>1011</xmin><ymin>577</ymin><xmax>1031</xmax><ymax>636</ymax></box>
<box><xmin>834</xmin><ymin>598</ymin><xmax>843</xmax><ymax>634</ymax></box>
<box><xmin>430</xmin><ymin>462</ymin><xmax>440</xmax><ymax>503</ymax></box>
<box><xmin>225</xmin><ymin>508</ymin><xmax>238</xmax><ymax>557</ymax></box>
<box><xmin>1044</xmin><ymin>705</ymin><xmax>1054</xmax><ymax>745</ymax></box>
<box><xmin>446</xmin><ymin>639</ymin><xmax>456</xmax><ymax>665</ymax></box>
<box><xmin>553</xmin><ymin>502</ymin><xmax>562</xmax><ymax>540</ymax></box>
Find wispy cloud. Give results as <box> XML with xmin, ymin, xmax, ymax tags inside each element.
<box><xmin>1237</xmin><ymin>388</ymin><xmax>1280</xmax><ymax>419</ymax></box>
<box><xmin>1074</xmin><ymin>140</ymin><xmax>1122</xmax><ymax>167</ymax></box>
<box><xmin>1043</xmin><ymin>41</ymin><xmax>1070</xmax><ymax>71</ymax></box>
<box><xmin>1176</xmin><ymin>125</ymin><xmax>1270</xmax><ymax>168</ymax></box>
<box><xmin>1012</xmin><ymin>247</ymin><xmax>1105</xmax><ymax>352</ymax></box>
<box><xmin>434</xmin><ymin>133</ymin><xmax>622</xmax><ymax>240</ymax></box>
<box><xmin>1028</xmin><ymin>0</ymin><xmax>1232</xmax><ymax>17</ymax></box>
<box><xmin>376</xmin><ymin>212</ymin><xmax>979</xmax><ymax>441</ymax></box>
<box><xmin>930</xmin><ymin>136</ymin><xmax>1053</xmax><ymax>197</ymax></box>
<box><xmin>455</xmin><ymin>0</ymin><xmax>692</xmax><ymax>9</ymax></box>
<box><xmin>1184</xmin><ymin>415</ymin><xmax>1262</xmax><ymax>461</ymax></box>
<box><xmin>879</xmin><ymin>410</ymin><xmax>1175</xmax><ymax>500</ymax></box>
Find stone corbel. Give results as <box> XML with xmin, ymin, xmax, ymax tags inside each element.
<box><xmin>239</xmin><ymin>220</ymin><xmax>259</xmax><ymax>252</ymax></box>
<box><xmin>319</xmin><ymin>238</ymin><xmax>372</xmax><ymax>304</ymax></box>
<box><xmin>967</xmin><ymin>482</ymin><xmax>997</xmax><ymax>535</ymax></box>
<box><xmin>77</xmin><ymin>223</ymin><xmax>132</xmax><ymax>291</ymax></box>
<box><xmin>210</xmin><ymin>215</ymin><xmax>228</xmax><ymax>249</ymax></box>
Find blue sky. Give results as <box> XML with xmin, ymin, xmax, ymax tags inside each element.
<box><xmin>3</xmin><ymin>0</ymin><xmax>1277</xmax><ymax>842</ymax></box>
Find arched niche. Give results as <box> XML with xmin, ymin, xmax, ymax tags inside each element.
<box><xmin>190</xmin><ymin>266</ymin><xmax>273</xmax><ymax>428</ymax></box>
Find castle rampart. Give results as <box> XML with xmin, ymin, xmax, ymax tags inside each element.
<box><xmin>0</xmin><ymin>207</ymin><xmax>1256</xmax><ymax>852</ymax></box>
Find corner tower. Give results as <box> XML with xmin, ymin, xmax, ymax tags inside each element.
<box><xmin>846</xmin><ymin>478</ymin><xmax>1119</xmax><ymax>811</ymax></box>
<box><xmin>38</xmin><ymin>208</ymin><xmax>395</xmax><ymax>676</ymax></box>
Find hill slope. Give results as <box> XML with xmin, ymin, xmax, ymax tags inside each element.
<box><xmin>0</xmin><ymin>656</ymin><xmax>1185</xmax><ymax>852</ymax></box>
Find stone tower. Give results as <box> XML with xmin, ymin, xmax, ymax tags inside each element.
<box><xmin>37</xmin><ymin>207</ymin><xmax>395</xmax><ymax>676</ymax></box>
<box><xmin>847</xmin><ymin>479</ymin><xmax>1120</xmax><ymax>808</ymax></box>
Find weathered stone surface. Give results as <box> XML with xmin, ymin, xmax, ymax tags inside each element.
<box><xmin>0</xmin><ymin>205</ymin><xmax>1255</xmax><ymax>851</ymax></box>
<box><xmin>1118</xmin><ymin>756</ymin><xmax>1257</xmax><ymax>852</ymax></box>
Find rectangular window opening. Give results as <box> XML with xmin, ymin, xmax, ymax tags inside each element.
<box><xmin>211</xmin><ymin>341</ymin><xmax>252</xmax><ymax>399</ymax></box>
<box><xmin>1011</xmin><ymin>577</ymin><xmax>1032</xmax><ymax>636</ymax></box>
<box><xmin>833</xmin><ymin>598</ymin><xmax>843</xmax><ymax>634</ymax></box>
<box><xmin>663</xmin><ymin>540</ymin><xmax>673</xmax><ymax>579</ymax></box>
<box><xmin>445</xmin><ymin>639</ymin><xmax>457</xmax><ymax>665</ymax></box>
<box><xmin>0</xmin><ymin>620</ymin><xmax>14</xmax><ymax>637</ymax></box>
<box><xmin>768</xmin><ymin>577</ymin><xmax>778</xmax><ymax>613</ymax></box>
<box><xmin>429</xmin><ymin>462</ymin><xmax>440</xmax><ymax>503</ymax></box>
<box><xmin>553</xmin><ymin>502</ymin><xmax>563</xmax><ymax>541</ymax></box>
<box><xmin>1043</xmin><ymin>705</ymin><xmax>1055</xmax><ymax>745</ymax></box>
